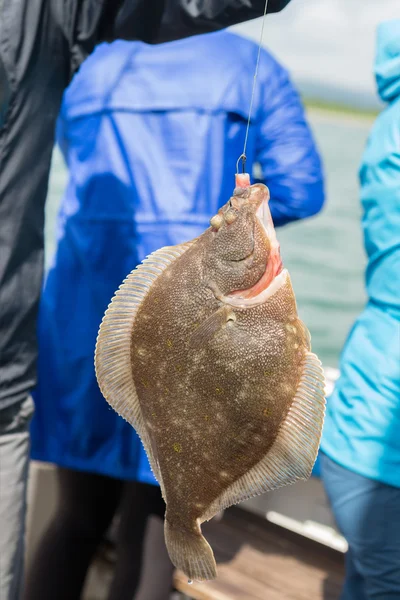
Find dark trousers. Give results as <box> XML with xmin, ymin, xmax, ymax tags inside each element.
<box><xmin>321</xmin><ymin>452</ymin><xmax>400</xmax><ymax>599</ymax></box>
<box><xmin>23</xmin><ymin>468</ymin><xmax>172</xmax><ymax>600</ymax></box>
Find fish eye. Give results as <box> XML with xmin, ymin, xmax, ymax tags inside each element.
<box><xmin>210</xmin><ymin>214</ymin><xmax>224</xmax><ymax>230</ymax></box>
<box><xmin>225</xmin><ymin>209</ymin><xmax>237</xmax><ymax>225</ymax></box>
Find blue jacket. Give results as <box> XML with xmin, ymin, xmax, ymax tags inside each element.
<box><xmin>30</xmin><ymin>30</ymin><xmax>324</xmax><ymax>483</ymax></box>
<box><xmin>321</xmin><ymin>20</ymin><xmax>400</xmax><ymax>487</ymax></box>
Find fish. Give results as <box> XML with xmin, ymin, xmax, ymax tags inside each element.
<box><xmin>95</xmin><ymin>173</ymin><xmax>326</xmax><ymax>582</ymax></box>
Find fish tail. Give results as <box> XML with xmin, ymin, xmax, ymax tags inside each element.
<box><xmin>164</xmin><ymin>517</ymin><xmax>217</xmax><ymax>581</ymax></box>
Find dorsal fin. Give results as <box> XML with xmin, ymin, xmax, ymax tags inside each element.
<box><xmin>95</xmin><ymin>242</ymin><xmax>193</xmax><ymax>492</ymax></box>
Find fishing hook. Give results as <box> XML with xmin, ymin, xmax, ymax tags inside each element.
<box><xmin>236</xmin><ymin>153</ymin><xmax>247</xmax><ymax>175</ymax></box>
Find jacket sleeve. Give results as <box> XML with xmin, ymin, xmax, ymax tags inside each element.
<box><xmin>152</xmin><ymin>0</ymin><xmax>293</xmax><ymax>43</ymax></box>
<box><xmin>255</xmin><ymin>57</ymin><xmax>325</xmax><ymax>227</ymax></box>
<box><xmin>68</xmin><ymin>0</ymin><xmax>293</xmax><ymax>74</ymax></box>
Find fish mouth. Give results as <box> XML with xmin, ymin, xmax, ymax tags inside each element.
<box><xmin>224</xmin><ymin>184</ymin><xmax>284</xmax><ymax>308</ymax></box>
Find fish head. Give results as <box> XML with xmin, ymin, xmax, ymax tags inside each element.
<box><xmin>207</xmin><ymin>177</ymin><xmax>282</xmax><ymax>299</ymax></box>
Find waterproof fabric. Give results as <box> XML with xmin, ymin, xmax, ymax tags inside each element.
<box><xmin>30</xmin><ymin>30</ymin><xmax>324</xmax><ymax>483</ymax></box>
<box><xmin>0</xmin><ymin>0</ymin><xmax>287</xmax><ymax>412</ymax></box>
<box><xmin>321</xmin><ymin>20</ymin><xmax>400</xmax><ymax>488</ymax></box>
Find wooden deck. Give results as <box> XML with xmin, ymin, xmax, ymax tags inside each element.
<box><xmin>174</xmin><ymin>507</ymin><xmax>344</xmax><ymax>600</ymax></box>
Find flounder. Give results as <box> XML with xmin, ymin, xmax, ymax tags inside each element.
<box><xmin>95</xmin><ymin>174</ymin><xmax>326</xmax><ymax>582</ymax></box>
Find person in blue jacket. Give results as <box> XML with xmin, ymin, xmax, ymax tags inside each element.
<box><xmin>320</xmin><ymin>19</ymin><xmax>400</xmax><ymax>600</ymax></box>
<box><xmin>26</xmin><ymin>29</ymin><xmax>324</xmax><ymax>600</ymax></box>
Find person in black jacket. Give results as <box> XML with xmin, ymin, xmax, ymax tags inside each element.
<box><xmin>0</xmin><ymin>1</ymin><xmax>293</xmax><ymax>599</ymax></box>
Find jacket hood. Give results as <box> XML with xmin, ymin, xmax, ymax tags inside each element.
<box><xmin>375</xmin><ymin>19</ymin><xmax>400</xmax><ymax>102</ymax></box>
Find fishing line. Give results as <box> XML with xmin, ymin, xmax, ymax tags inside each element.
<box><xmin>237</xmin><ymin>0</ymin><xmax>270</xmax><ymax>175</ymax></box>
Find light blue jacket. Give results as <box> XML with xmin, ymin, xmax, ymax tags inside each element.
<box><xmin>30</xmin><ymin>30</ymin><xmax>324</xmax><ymax>482</ymax></box>
<box><xmin>321</xmin><ymin>20</ymin><xmax>400</xmax><ymax>487</ymax></box>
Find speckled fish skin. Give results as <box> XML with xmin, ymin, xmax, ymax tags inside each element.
<box><xmin>95</xmin><ymin>177</ymin><xmax>326</xmax><ymax>582</ymax></box>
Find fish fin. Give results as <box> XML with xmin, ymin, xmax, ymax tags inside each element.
<box><xmin>164</xmin><ymin>518</ymin><xmax>217</xmax><ymax>582</ymax></box>
<box><xmin>200</xmin><ymin>352</ymin><xmax>326</xmax><ymax>522</ymax></box>
<box><xmin>189</xmin><ymin>305</ymin><xmax>235</xmax><ymax>348</ymax></box>
<box><xmin>95</xmin><ymin>242</ymin><xmax>193</xmax><ymax>493</ymax></box>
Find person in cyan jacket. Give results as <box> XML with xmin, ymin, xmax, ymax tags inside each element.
<box><xmin>26</xmin><ymin>30</ymin><xmax>324</xmax><ymax>600</ymax></box>
<box><xmin>321</xmin><ymin>19</ymin><xmax>400</xmax><ymax>600</ymax></box>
